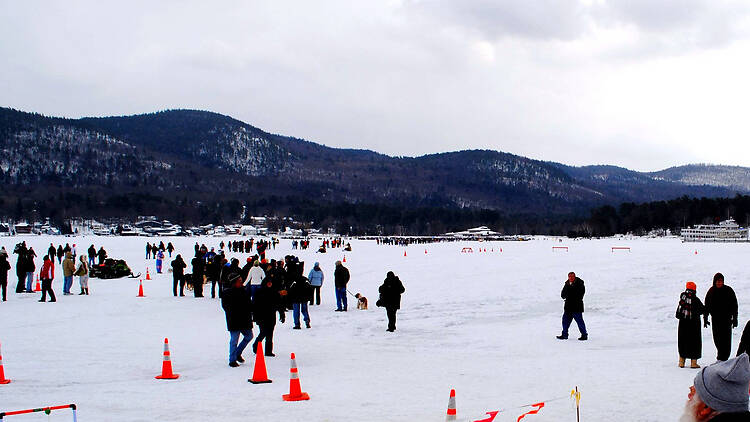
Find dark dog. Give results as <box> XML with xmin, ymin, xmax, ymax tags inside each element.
<box><xmin>355</xmin><ymin>293</ymin><xmax>368</xmax><ymax>310</ymax></box>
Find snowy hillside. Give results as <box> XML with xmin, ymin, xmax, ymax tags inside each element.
<box><xmin>1</xmin><ymin>236</ymin><xmax>749</xmax><ymax>421</ymax></box>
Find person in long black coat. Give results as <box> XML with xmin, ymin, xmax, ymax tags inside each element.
<box><xmin>191</xmin><ymin>252</ymin><xmax>205</xmax><ymax>298</ymax></box>
<box><xmin>378</xmin><ymin>271</ymin><xmax>405</xmax><ymax>332</ymax></box>
<box><xmin>704</xmin><ymin>272</ymin><xmax>738</xmax><ymax>361</ymax></box>
<box><xmin>14</xmin><ymin>242</ymin><xmax>27</xmax><ymax>293</ymax></box>
<box><xmin>557</xmin><ymin>271</ymin><xmax>588</xmax><ymax>340</ymax></box>
<box><xmin>0</xmin><ymin>253</ymin><xmax>10</xmax><ymax>301</ymax></box>
<box><xmin>221</xmin><ymin>276</ymin><xmax>253</xmax><ymax>367</ymax></box>
<box><xmin>676</xmin><ymin>281</ymin><xmax>705</xmax><ymax>368</ymax></box>
<box><xmin>171</xmin><ymin>255</ymin><xmax>186</xmax><ymax>297</ymax></box>
<box><xmin>252</xmin><ymin>278</ymin><xmax>282</xmax><ymax>356</ymax></box>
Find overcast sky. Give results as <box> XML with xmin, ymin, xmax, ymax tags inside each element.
<box><xmin>3</xmin><ymin>0</ymin><xmax>750</xmax><ymax>171</ymax></box>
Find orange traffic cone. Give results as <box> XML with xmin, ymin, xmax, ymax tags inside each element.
<box><xmin>248</xmin><ymin>342</ymin><xmax>272</xmax><ymax>384</ymax></box>
<box><xmin>282</xmin><ymin>353</ymin><xmax>309</xmax><ymax>401</ymax></box>
<box><xmin>404</xmin><ymin>250</ymin><xmax>407</xmax><ymax>257</ymax></box>
<box><xmin>446</xmin><ymin>389</ymin><xmax>456</xmax><ymax>420</ymax></box>
<box><xmin>0</xmin><ymin>342</ymin><xmax>11</xmax><ymax>384</ymax></box>
<box><xmin>146</xmin><ymin>267</ymin><xmax>151</xmax><ymax>280</ymax></box>
<box><xmin>343</xmin><ymin>255</ymin><xmax>346</xmax><ymax>263</ymax></box>
<box><xmin>695</xmin><ymin>250</ymin><xmax>698</xmax><ymax>255</ymax></box>
<box><xmin>137</xmin><ymin>280</ymin><xmax>145</xmax><ymax>297</ymax></box>
<box><xmin>34</xmin><ymin>276</ymin><xmax>41</xmax><ymax>292</ymax></box>
<box><xmin>425</xmin><ymin>249</ymin><xmax>428</xmax><ymax>254</ymax></box>
<box><xmin>155</xmin><ymin>338</ymin><xmax>179</xmax><ymax>379</ymax></box>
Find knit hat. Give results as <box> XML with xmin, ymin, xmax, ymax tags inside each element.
<box><xmin>686</xmin><ymin>281</ymin><xmax>697</xmax><ymax>291</ymax></box>
<box><xmin>694</xmin><ymin>353</ymin><xmax>750</xmax><ymax>413</ymax></box>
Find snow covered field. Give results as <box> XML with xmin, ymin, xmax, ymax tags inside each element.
<box><xmin>2</xmin><ymin>235</ymin><xmax>750</xmax><ymax>421</ymax></box>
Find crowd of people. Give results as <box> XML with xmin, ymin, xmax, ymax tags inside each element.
<box><xmin>0</xmin><ymin>241</ymin><xmax>104</xmax><ymax>301</ymax></box>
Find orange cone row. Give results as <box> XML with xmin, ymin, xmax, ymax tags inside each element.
<box><xmin>146</xmin><ymin>267</ymin><xmax>151</xmax><ymax>280</ymax></box>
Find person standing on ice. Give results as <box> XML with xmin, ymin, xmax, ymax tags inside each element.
<box><xmin>75</xmin><ymin>255</ymin><xmax>89</xmax><ymax>295</ymax></box>
<box><xmin>245</xmin><ymin>260</ymin><xmax>266</xmax><ymax>300</ymax></box>
<box><xmin>56</xmin><ymin>244</ymin><xmax>63</xmax><ymax>265</ymax></box>
<box><xmin>97</xmin><ymin>246</ymin><xmax>107</xmax><ymax>265</ymax></box>
<box><xmin>38</xmin><ymin>255</ymin><xmax>56</xmax><ymax>302</ymax></box>
<box><xmin>252</xmin><ymin>278</ymin><xmax>282</xmax><ymax>357</ymax></box>
<box><xmin>0</xmin><ymin>252</ymin><xmax>10</xmax><ymax>301</ymax></box>
<box><xmin>378</xmin><ymin>271</ymin><xmax>405</xmax><ymax>332</ymax></box>
<box><xmin>704</xmin><ymin>272</ymin><xmax>738</xmax><ymax>361</ymax></box>
<box><xmin>145</xmin><ymin>242</ymin><xmax>151</xmax><ymax>259</ymax></box>
<box><xmin>307</xmin><ymin>262</ymin><xmax>324</xmax><ymax>305</ymax></box>
<box><xmin>166</xmin><ymin>242</ymin><xmax>174</xmax><ymax>258</ymax></box>
<box><xmin>62</xmin><ymin>251</ymin><xmax>75</xmax><ymax>295</ymax></box>
<box><xmin>171</xmin><ymin>254</ymin><xmax>187</xmax><ymax>297</ymax></box>
<box><xmin>556</xmin><ymin>271</ymin><xmax>588</xmax><ymax>341</ymax></box>
<box><xmin>334</xmin><ymin>260</ymin><xmax>350</xmax><ymax>311</ymax></box>
<box><xmin>676</xmin><ymin>281</ymin><xmax>705</xmax><ymax>368</ymax></box>
<box><xmin>191</xmin><ymin>252</ymin><xmax>205</xmax><ymax>298</ymax></box>
<box><xmin>25</xmin><ymin>247</ymin><xmax>37</xmax><ymax>293</ymax></box>
<box><xmin>288</xmin><ymin>274</ymin><xmax>312</xmax><ymax>329</ymax></box>
<box><xmin>155</xmin><ymin>249</ymin><xmax>164</xmax><ymax>274</ymax></box>
<box><xmin>222</xmin><ymin>271</ymin><xmax>253</xmax><ymax>367</ymax></box>
<box><xmin>87</xmin><ymin>244</ymin><xmax>96</xmax><ymax>267</ymax></box>
<box><xmin>47</xmin><ymin>243</ymin><xmax>56</xmax><ymax>261</ymax></box>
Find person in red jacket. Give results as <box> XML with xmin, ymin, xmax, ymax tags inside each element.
<box><xmin>39</xmin><ymin>255</ymin><xmax>56</xmax><ymax>302</ymax></box>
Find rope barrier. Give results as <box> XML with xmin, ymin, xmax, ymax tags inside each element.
<box><xmin>468</xmin><ymin>392</ymin><xmax>579</xmax><ymax>422</ymax></box>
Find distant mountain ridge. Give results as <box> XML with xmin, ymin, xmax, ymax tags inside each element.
<box><xmin>1</xmin><ymin>106</ymin><xmax>748</xmax><ymax>224</ymax></box>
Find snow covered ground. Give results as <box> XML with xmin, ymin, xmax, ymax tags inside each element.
<box><xmin>2</xmin><ymin>235</ymin><xmax>749</xmax><ymax>421</ymax></box>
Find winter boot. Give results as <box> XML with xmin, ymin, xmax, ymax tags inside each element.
<box><xmin>305</xmin><ymin>321</ymin><xmax>311</xmax><ymax>328</ymax></box>
<box><xmin>556</xmin><ymin>335</ymin><xmax>568</xmax><ymax>340</ymax></box>
<box><xmin>690</xmin><ymin>359</ymin><xmax>700</xmax><ymax>369</ymax></box>
<box><xmin>578</xmin><ymin>334</ymin><xmax>588</xmax><ymax>341</ymax></box>
<box><xmin>85</xmin><ymin>288</ymin><xmax>89</xmax><ymax>295</ymax></box>
<box><xmin>79</xmin><ymin>288</ymin><xmax>86</xmax><ymax>295</ymax></box>
<box><xmin>679</xmin><ymin>357</ymin><xmax>686</xmax><ymax>368</ymax></box>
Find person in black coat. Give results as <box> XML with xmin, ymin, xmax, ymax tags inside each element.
<box><xmin>252</xmin><ymin>278</ymin><xmax>283</xmax><ymax>356</ymax></box>
<box><xmin>171</xmin><ymin>255</ymin><xmax>187</xmax><ymax>297</ymax></box>
<box><xmin>288</xmin><ymin>275</ymin><xmax>312</xmax><ymax>329</ymax></box>
<box><xmin>0</xmin><ymin>253</ymin><xmax>10</xmax><ymax>301</ymax></box>
<box><xmin>557</xmin><ymin>271</ymin><xmax>588</xmax><ymax>341</ymax></box>
<box><xmin>191</xmin><ymin>252</ymin><xmax>205</xmax><ymax>297</ymax></box>
<box><xmin>705</xmin><ymin>272</ymin><xmax>738</xmax><ymax>361</ymax></box>
<box><xmin>334</xmin><ymin>261</ymin><xmax>350</xmax><ymax>311</ymax></box>
<box><xmin>221</xmin><ymin>276</ymin><xmax>254</xmax><ymax>367</ymax></box>
<box><xmin>676</xmin><ymin>281</ymin><xmax>706</xmax><ymax>368</ymax></box>
<box><xmin>13</xmin><ymin>242</ymin><xmax>28</xmax><ymax>293</ymax></box>
<box><xmin>378</xmin><ymin>271</ymin><xmax>405</xmax><ymax>332</ymax></box>
<box><xmin>737</xmin><ymin>320</ymin><xmax>750</xmax><ymax>357</ymax></box>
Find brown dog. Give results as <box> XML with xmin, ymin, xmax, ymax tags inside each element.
<box><xmin>355</xmin><ymin>293</ymin><xmax>368</xmax><ymax>310</ymax></box>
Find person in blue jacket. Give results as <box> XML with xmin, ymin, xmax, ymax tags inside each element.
<box><xmin>307</xmin><ymin>262</ymin><xmax>324</xmax><ymax>305</ymax></box>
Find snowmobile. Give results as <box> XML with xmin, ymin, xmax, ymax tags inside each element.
<box><xmin>89</xmin><ymin>258</ymin><xmax>140</xmax><ymax>279</ymax></box>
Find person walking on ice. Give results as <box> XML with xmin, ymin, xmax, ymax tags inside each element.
<box><xmin>557</xmin><ymin>271</ymin><xmax>588</xmax><ymax>341</ymax></box>
<box><xmin>676</xmin><ymin>281</ymin><xmax>705</xmax><ymax>368</ymax></box>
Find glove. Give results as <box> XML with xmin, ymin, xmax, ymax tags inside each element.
<box><xmin>704</xmin><ymin>319</ymin><xmax>710</xmax><ymax>328</ymax></box>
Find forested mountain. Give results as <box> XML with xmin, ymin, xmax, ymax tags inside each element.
<box><xmin>2</xmin><ymin>106</ymin><xmax>749</xmax><ymax>234</ymax></box>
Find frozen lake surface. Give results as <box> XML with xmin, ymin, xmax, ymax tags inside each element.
<box><xmin>1</xmin><ymin>235</ymin><xmax>749</xmax><ymax>421</ymax></box>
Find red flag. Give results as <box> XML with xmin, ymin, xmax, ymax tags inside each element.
<box><xmin>473</xmin><ymin>411</ymin><xmax>499</xmax><ymax>422</ymax></box>
<box><xmin>516</xmin><ymin>402</ymin><xmax>545</xmax><ymax>422</ymax></box>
